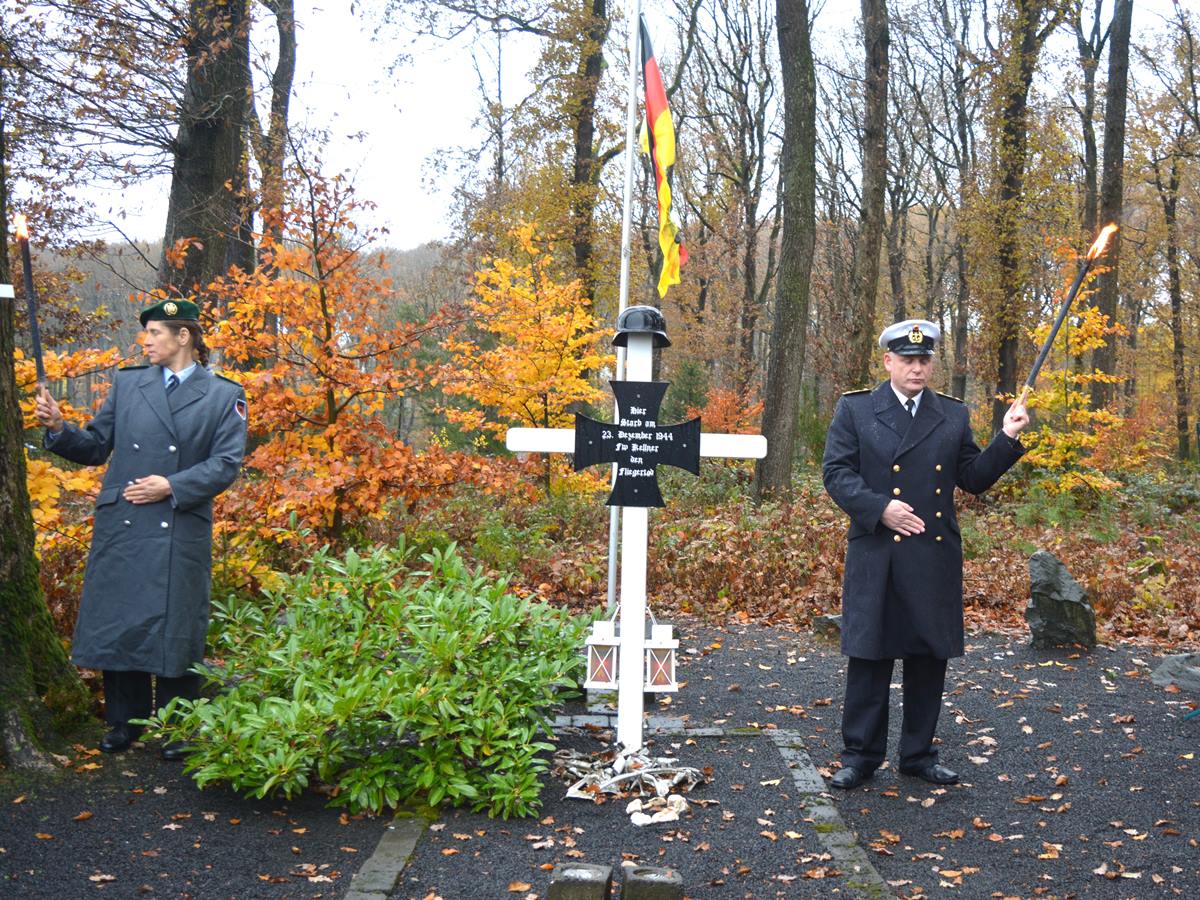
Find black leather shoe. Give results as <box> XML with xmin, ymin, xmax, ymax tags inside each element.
<box><xmin>159</xmin><ymin>741</ymin><xmax>192</xmax><ymax>762</ymax></box>
<box><xmin>99</xmin><ymin>724</ymin><xmax>140</xmax><ymax>753</ymax></box>
<box><xmin>901</xmin><ymin>763</ymin><xmax>959</xmax><ymax>785</ymax></box>
<box><xmin>830</xmin><ymin>766</ymin><xmax>871</xmax><ymax>790</ymax></box>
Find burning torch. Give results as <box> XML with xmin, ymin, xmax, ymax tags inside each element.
<box><xmin>1016</xmin><ymin>223</ymin><xmax>1119</xmax><ymax>407</ymax></box>
<box><xmin>13</xmin><ymin>214</ymin><xmax>47</xmax><ymax>387</ymax></box>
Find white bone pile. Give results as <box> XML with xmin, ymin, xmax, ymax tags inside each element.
<box><xmin>552</xmin><ymin>744</ymin><xmax>708</xmax><ymax>826</ymax></box>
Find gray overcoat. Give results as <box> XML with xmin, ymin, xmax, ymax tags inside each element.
<box><xmin>46</xmin><ymin>365</ymin><xmax>247</xmax><ymax>677</ymax></box>
<box><xmin>822</xmin><ymin>383</ymin><xmax>1025</xmax><ymax>660</ymax></box>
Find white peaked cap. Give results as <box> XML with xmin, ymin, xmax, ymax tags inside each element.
<box><xmin>878</xmin><ymin>318</ymin><xmax>941</xmax><ymax>349</ymax></box>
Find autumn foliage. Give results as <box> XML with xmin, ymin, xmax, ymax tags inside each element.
<box><xmin>440</xmin><ymin>224</ymin><xmax>611</xmax><ymax>438</ymax></box>
<box><xmin>207</xmin><ymin>174</ymin><xmax>500</xmax><ymax>550</ymax></box>
<box><xmin>1017</xmin><ymin>262</ymin><xmax>1167</xmax><ymax>495</ymax></box>
<box><xmin>439</xmin><ymin>224</ymin><xmax>612</xmax><ymax>495</ymax></box>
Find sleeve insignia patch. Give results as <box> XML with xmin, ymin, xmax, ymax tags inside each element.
<box><xmin>234</xmin><ymin>398</ymin><xmax>248</xmax><ymax>421</ymax></box>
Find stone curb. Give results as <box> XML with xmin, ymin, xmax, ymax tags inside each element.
<box><xmin>769</xmin><ymin>730</ymin><xmax>890</xmax><ymax>898</ymax></box>
<box><xmin>344</xmin><ymin>814</ymin><xmax>428</xmax><ymax>900</ymax></box>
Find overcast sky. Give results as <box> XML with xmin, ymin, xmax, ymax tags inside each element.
<box><xmin>99</xmin><ymin>0</ymin><xmax>1181</xmax><ymax>252</ymax></box>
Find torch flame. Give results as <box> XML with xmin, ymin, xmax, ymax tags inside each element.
<box><xmin>14</xmin><ymin>214</ymin><xmax>29</xmax><ymax>241</ymax></box>
<box><xmin>1086</xmin><ymin>223</ymin><xmax>1118</xmax><ymax>261</ymax></box>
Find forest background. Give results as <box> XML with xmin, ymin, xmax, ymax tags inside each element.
<box><xmin>1</xmin><ymin>0</ymin><xmax>1199</xmax><ymax>780</ymax></box>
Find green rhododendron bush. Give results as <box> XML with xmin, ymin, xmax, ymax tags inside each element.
<box><xmin>144</xmin><ymin>542</ymin><xmax>590</xmax><ymax>819</ymax></box>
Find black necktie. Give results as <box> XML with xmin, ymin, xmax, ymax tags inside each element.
<box><xmin>905</xmin><ymin>398</ymin><xmax>916</xmax><ymax>417</ymax></box>
<box><xmin>165</xmin><ymin>374</ymin><xmax>179</xmax><ymax>396</ymax></box>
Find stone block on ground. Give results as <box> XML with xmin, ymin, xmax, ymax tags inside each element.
<box><xmin>546</xmin><ymin>862</ymin><xmax>613</xmax><ymax>900</ymax></box>
<box><xmin>1025</xmin><ymin>550</ymin><xmax>1096</xmax><ymax>649</ymax></box>
<box><xmin>1151</xmin><ymin>653</ymin><xmax>1200</xmax><ymax>693</ymax></box>
<box><xmin>812</xmin><ymin>614</ymin><xmax>842</xmax><ymax>639</ymax></box>
<box><xmin>623</xmin><ymin>865</ymin><xmax>684</xmax><ymax>900</ymax></box>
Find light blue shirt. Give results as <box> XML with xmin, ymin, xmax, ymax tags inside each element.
<box><xmin>165</xmin><ymin>362</ymin><xmax>198</xmax><ymax>387</ymax></box>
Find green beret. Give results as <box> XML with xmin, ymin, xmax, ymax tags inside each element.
<box><xmin>140</xmin><ymin>298</ymin><xmax>200</xmax><ymax>326</ymax></box>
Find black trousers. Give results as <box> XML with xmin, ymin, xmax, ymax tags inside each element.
<box><xmin>103</xmin><ymin>670</ymin><xmax>200</xmax><ymax>726</ymax></box>
<box><xmin>840</xmin><ymin>656</ymin><xmax>947</xmax><ymax>773</ymax></box>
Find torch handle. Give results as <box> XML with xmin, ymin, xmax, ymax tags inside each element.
<box><xmin>1023</xmin><ymin>258</ymin><xmax>1092</xmax><ymax>394</ymax></box>
<box><xmin>19</xmin><ymin>237</ymin><xmax>47</xmax><ymax>385</ymax></box>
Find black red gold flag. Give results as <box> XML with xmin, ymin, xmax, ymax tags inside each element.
<box><xmin>639</xmin><ymin>16</ymin><xmax>687</xmax><ymax>298</ymax></box>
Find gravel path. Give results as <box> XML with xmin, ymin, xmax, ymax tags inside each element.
<box><xmin>3</xmin><ymin>623</ymin><xmax>1196</xmax><ymax>900</ymax></box>
<box><xmin>0</xmin><ymin>742</ymin><xmax>387</xmax><ymax>898</ymax></box>
<box><xmin>390</xmin><ymin>624</ymin><xmax>1199</xmax><ymax>899</ymax></box>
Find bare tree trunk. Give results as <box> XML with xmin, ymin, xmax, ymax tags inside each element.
<box><xmin>754</xmin><ymin>0</ymin><xmax>816</xmax><ymax>499</ymax></box>
<box><xmin>0</xmin><ymin>102</ymin><xmax>92</xmax><ymax>770</ymax></box>
<box><xmin>886</xmin><ymin>190</ymin><xmax>907</xmax><ymax>321</ymax></box>
<box><xmin>1153</xmin><ymin>155</ymin><xmax>1191</xmax><ymax>459</ymax></box>
<box><xmin>1071</xmin><ymin>0</ymin><xmax>1107</xmax><ymax>238</ymax></box>
<box><xmin>570</xmin><ymin>0</ymin><xmax>610</xmax><ymax>305</ymax></box>
<box><xmin>1088</xmin><ymin>0</ymin><xmax>1132</xmax><ymax>411</ymax></box>
<box><xmin>158</xmin><ymin>0</ymin><xmax>253</xmax><ymax>299</ymax></box>
<box><xmin>845</xmin><ymin>0</ymin><xmax>889</xmax><ymax>391</ymax></box>
<box><xmin>252</xmin><ymin>0</ymin><xmax>297</xmax><ymax>263</ymax></box>
<box><xmin>247</xmin><ymin>0</ymin><xmax>296</xmax><ymax>368</ymax></box>
<box><xmin>989</xmin><ymin>0</ymin><xmax>1063</xmax><ymax>434</ymax></box>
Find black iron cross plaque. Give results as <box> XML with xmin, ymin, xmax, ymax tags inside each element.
<box><xmin>574</xmin><ymin>381</ymin><xmax>701</xmax><ymax>507</ymax></box>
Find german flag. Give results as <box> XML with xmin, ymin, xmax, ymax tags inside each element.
<box><xmin>640</xmin><ymin>16</ymin><xmax>687</xmax><ymax>298</ymax></box>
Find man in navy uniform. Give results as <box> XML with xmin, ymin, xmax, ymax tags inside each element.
<box><xmin>34</xmin><ymin>298</ymin><xmax>247</xmax><ymax>759</ymax></box>
<box><xmin>821</xmin><ymin>319</ymin><xmax>1029</xmax><ymax>789</ymax></box>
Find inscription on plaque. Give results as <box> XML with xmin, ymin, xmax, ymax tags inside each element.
<box><xmin>574</xmin><ymin>380</ymin><xmax>701</xmax><ymax>507</ymax></box>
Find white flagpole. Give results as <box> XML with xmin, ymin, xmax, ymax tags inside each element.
<box><xmin>607</xmin><ymin>0</ymin><xmax>642</xmax><ymax>612</ymax></box>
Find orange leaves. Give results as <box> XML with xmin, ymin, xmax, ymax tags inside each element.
<box><xmin>20</xmin><ymin>347</ymin><xmax>116</xmax><ymax>545</ymax></box>
<box><xmin>163</xmin><ymin>237</ymin><xmax>204</xmax><ymax>271</ymax></box>
<box><xmin>203</xmin><ymin>174</ymin><xmax>508</xmax><ymax>547</ymax></box>
<box><xmin>686</xmin><ymin>387</ymin><xmax>763</xmax><ymax>434</ymax></box>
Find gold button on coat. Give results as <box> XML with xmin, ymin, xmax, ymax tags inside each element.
<box><xmin>936</xmin><ymin>511</ymin><xmax>943</xmax><ymax>518</ymax></box>
<box><xmin>935</xmin><ymin>464</ymin><xmax>942</xmax><ymax>471</ymax></box>
<box><xmin>935</xmin><ymin>488</ymin><xmax>942</xmax><ymax>495</ymax></box>
<box><xmin>893</xmin><ymin>487</ymin><xmax>901</xmax><ymax>496</ymax></box>
<box><xmin>893</xmin><ymin>534</ymin><xmax>902</xmax><ymax>542</ymax></box>
<box><xmin>936</xmin><ymin>535</ymin><xmax>943</xmax><ymax>542</ymax></box>
<box><xmin>892</xmin><ymin>464</ymin><xmax>900</xmax><ymax>472</ymax></box>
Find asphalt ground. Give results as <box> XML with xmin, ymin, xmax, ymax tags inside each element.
<box><xmin>2</xmin><ymin>623</ymin><xmax>1197</xmax><ymax>899</ymax></box>
<box><xmin>392</xmin><ymin>623</ymin><xmax>1200</xmax><ymax>900</ymax></box>
<box><xmin>395</xmin><ymin>730</ymin><xmax>843</xmax><ymax>900</ymax></box>
<box><xmin>0</xmin><ymin>741</ymin><xmax>386</xmax><ymax>898</ymax></box>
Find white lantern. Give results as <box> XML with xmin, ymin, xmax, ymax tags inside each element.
<box><xmin>584</xmin><ymin>616</ymin><xmax>620</xmax><ymax>689</ymax></box>
<box><xmin>644</xmin><ymin>622</ymin><xmax>679</xmax><ymax>693</ymax></box>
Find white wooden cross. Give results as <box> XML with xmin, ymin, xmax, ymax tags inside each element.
<box><xmin>506</xmin><ymin>317</ymin><xmax>766</xmax><ymax>751</ymax></box>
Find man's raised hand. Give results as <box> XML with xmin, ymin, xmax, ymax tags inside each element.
<box><xmin>34</xmin><ymin>385</ymin><xmax>64</xmax><ymax>432</ymax></box>
<box><xmin>1003</xmin><ymin>399</ymin><xmax>1030</xmax><ymax>439</ymax></box>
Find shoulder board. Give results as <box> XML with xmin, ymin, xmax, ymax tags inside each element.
<box><xmin>214</xmin><ymin>373</ymin><xmax>241</xmax><ymax>386</ymax></box>
<box><xmin>841</xmin><ymin>388</ymin><xmax>870</xmax><ymax>396</ymax></box>
<box><xmin>118</xmin><ymin>364</ymin><xmax>149</xmax><ymax>371</ymax></box>
<box><xmin>936</xmin><ymin>391</ymin><xmax>964</xmax><ymax>403</ymax></box>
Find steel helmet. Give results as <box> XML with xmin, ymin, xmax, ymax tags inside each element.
<box><xmin>612</xmin><ymin>305</ymin><xmax>670</xmax><ymax>348</ymax></box>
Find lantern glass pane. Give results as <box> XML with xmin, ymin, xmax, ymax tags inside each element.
<box><xmin>587</xmin><ymin>645</ymin><xmax>618</xmax><ymax>686</ymax></box>
<box><xmin>646</xmin><ymin>647</ymin><xmax>675</xmax><ymax>688</ymax></box>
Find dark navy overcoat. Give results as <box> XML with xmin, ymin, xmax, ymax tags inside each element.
<box><xmin>822</xmin><ymin>382</ymin><xmax>1024</xmax><ymax>660</ymax></box>
<box><xmin>46</xmin><ymin>365</ymin><xmax>247</xmax><ymax>677</ymax></box>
